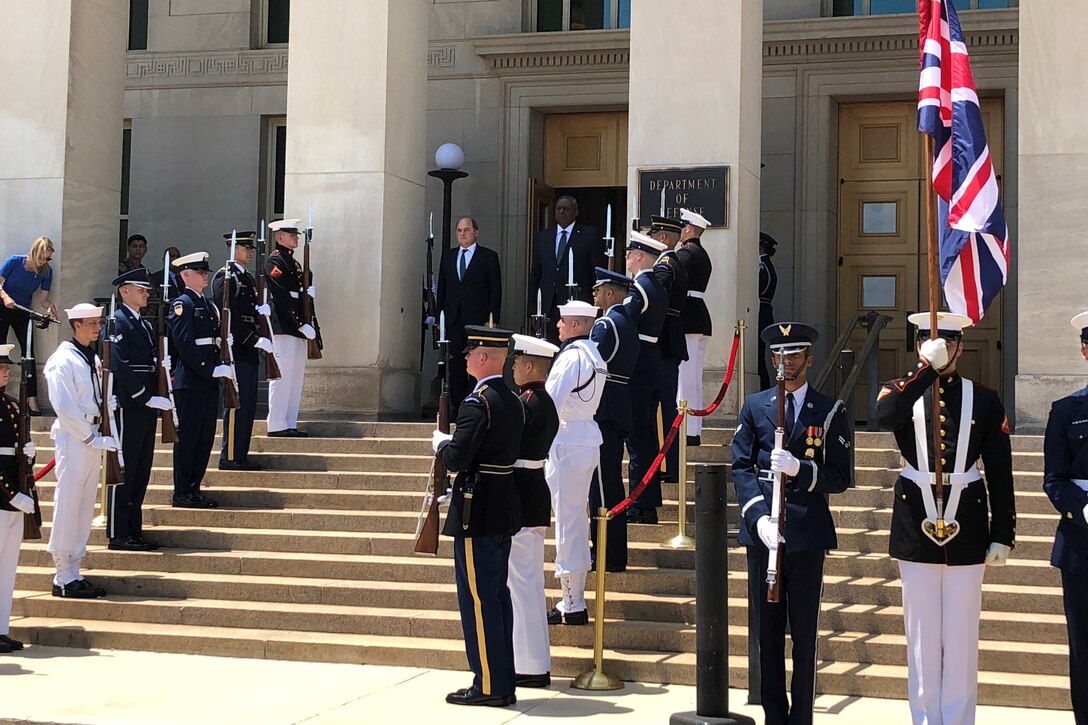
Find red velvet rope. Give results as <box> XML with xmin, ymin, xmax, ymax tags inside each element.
<box><xmin>34</xmin><ymin>459</ymin><xmax>55</xmax><ymax>481</ymax></box>
<box><xmin>607</xmin><ymin>326</ymin><xmax>742</xmax><ymax>518</ymax></box>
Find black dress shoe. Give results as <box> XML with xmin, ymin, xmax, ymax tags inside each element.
<box><xmin>0</xmin><ymin>634</ymin><xmax>24</xmax><ymax>651</ymax></box>
<box><xmin>288</xmin><ymin>428</ymin><xmax>309</xmax><ymax>438</ymax></box>
<box><xmin>267</xmin><ymin>429</ymin><xmax>291</xmax><ymax>438</ymax></box>
<box><xmin>217</xmin><ymin>459</ymin><xmax>246</xmax><ymax>471</ymax></box>
<box><xmin>51</xmin><ymin>581</ymin><xmax>98</xmax><ymax>599</ymax></box>
<box><xmin>445</xmin><ymin>687</ymin><xmax>516</xmax><ymax>707</ymax></box>
<box><xmin>79</xmin><ymin>579</ymin><xmax>106</xmax><ymax>597</ymax></box>
<box><xmin>135</xmin><ymin>536</ymin><xmax>160</xmax><ymax>550</ymax></box>
<box><xmin>515</xmin><ymin>672</ymin><xmax>550</xmax><ymax>688</ymax></box>
<box><xmin>108</xmin><ymin>538</ymin><xmax>151</xmax><ymax>552</ymax></box>
<box><xmin>626</xmin><ymin>508</ymin><xmax>659</xmax><ymax>525</ymax></box>
<box><xmin>0</xmin><ymin>641</ymin><xmax>10</xmax><ymax>654</ymax></box>
<box><xmin>193</xmin><ymin>494</ymin><xmax>219</xmax><ymax>508</ymax></box>
<box><xmin>547</xmin><ymin>607</ymin><xmax>589</xmax><ymax>626</ymax></box>
<box><xmin>238</xmin><ymin>459</ymin><xmax>263</xmax><ymax>471</ymax></box>
<box><xmin>686</xmin><ymin>435</ymin><xmax>702</xmax><ymax>447</ymax></box>
<box><xmin>172</xmin><ymin>494</ymin><xmax>216</xmax><ymax>509</ymax></box>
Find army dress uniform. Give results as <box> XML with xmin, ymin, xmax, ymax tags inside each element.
<box><xmin>589</xmin><ymin>267</ymin><xmax>640</xmax><ymax>572</ymax></box>
<box><xmin>649</xmin><ymin>216</ymin><xmax>689</xmax><ymax>482</ymax></box>
<box><xmin>434</xmin><ymin>327</ymin><xmax>524</xmax><ymax>707</ymax></box>
<box><xmin>169</xmin><ymin>253</ymin><xmax>230</xmax><ymax>509</ymax></box>
<box><xmin>508</xmin><ymin>335</ymin><xmax>560</xmax><ymax>685</ymax></box>
<box><xmin>732</xmin><ymin>322</ymin><xmax>851</xmax><ymax>725</ymax></box>
<box><xmin>212</xmin><ymin>232</ymin><xmax>270</xmax><ymax>469</ymax></box>
<box><xmin>106</xmin><ymin>269</ymin><xmax>169</xmax><ymax>550</ymax></box>
<box><xmin>758</xmin><ymin>233</ymin><xmax>779</xmax><ymax>390</ymax></box>
<box><xmin>675</xmin><ymin>209</ymin><xmax>713</xmax><ymax>442</ymax></box>
<box><xmin>0</xmin><ymin>344</ymin><xmax>34</xmax><ymax>651</ymax></box>
<box><xmin>1043</xmin><ymin>311</ymin><xmax>1088</xmax><ymax>725</ymax></box>
<box><xmin>624</xmin><ymin>231</ymin><xmax>669</xmax><ymax>522</ymax></box>
<box><xmin>875</xmin><ymin>312</ymin><xmax>1015</xmax><ymax>725</ymax></box>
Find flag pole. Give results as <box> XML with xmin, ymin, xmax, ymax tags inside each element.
<box><xmin>922</xmin><ymin>133</ymin><xmax>946</xmax><ymax>538</ymax></box>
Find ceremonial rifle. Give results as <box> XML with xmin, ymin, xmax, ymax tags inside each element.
<box><xmin>421</xmin><ymin>212</ymin><xmax>439</xmax><ymax>372</ymax></box>
<box><xmin>414</xmin><ymin>311</ymin><xmax>450</xmax><ymax>556</ymax></box>
<box><xmin>156</xmin><ymin>250</ymin><xmax>179</xmax><ymax>443</ymax></box>
<box><xmin>766</xmin><ymin>356</ymin><xmax>787</xmax><ymax>603</ymax></box>
<box><xmin>101</xmin><ymin>297</ymin><xmax>125</xmax><ymax>486</ymax></box>
<box><xmin>220</xmin><ymin>233</ymin><xmax>241</xmax><ymax>410</ymax></box>
<box><xmin>256</xmin><ymin>221</ymin><xmax>282</xmax><ymax>380</ymax></box>
<box><xmin>303</xmin><ymin>205</ymin><xmax>323</xmax><ymax>361</ymax></box>
<box><xmin>17</xmin><ymin>320</ymin><xmax>41</xmax><ymax>540</ymax></box>
<box><xmin>603</xmin><ymin>202</ymin><xmax>615</xmax><ymax>273</ymax></box>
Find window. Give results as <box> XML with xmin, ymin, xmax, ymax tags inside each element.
<box><xmin>119</xmin><ymin>122</ymin><xmax>132</xmax><ymax>261</ymax></box>
<box><xmin>263</xmin><ymin>0</ymin><xmax>290</xmax><ymax>45</ymax></box>
<box><xmin>831</xmin><ymin>0</ymin><xmax>1010</xmax><ymax>16</ymax></box>
<box><xmin>535</xmin><ymin>0</ymin><xmax>631</xmax><ymax>31</ymax></box>
<box><xmin>128</xmin><ymin>0</ymin><xmax>148</xmax><ymax>51</ymax></box>
<box><xmin>264</xmin><ymin>117</ymin><xmax>287</xmax><ymax>222</ymax></box>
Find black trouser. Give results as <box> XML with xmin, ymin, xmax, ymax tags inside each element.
<box><xmin>1062</xmin><ymin>568</ymin><xmax>1088</xmax><ymax>725</ymax></box>
<box><xmin>173</xmin><ymin>386</ymin><xmax>218</xmax><ymax>497</ymax></box>
<box><xmin>453</xmin><ymin>534</ymin><xmax>515</xmax><ymax>697</ymax></box>
<box><xmin>590</xmin><ymin>419</ymin><xmax>628</xmax><ymax>572</ymax></box>
<box><xmin>107</xmin><ymin>406</ymin><xmax>157</xmax><ymax>541</ymax></box>
<box><xmin>627</xmin><ymin>345</ymin><xmax>665</xmax><ymax>509</ymax></box>
<box><xmin>758</xmin><ymin>303</ymin><xmax>774</xmax><ymax>391</ymax></box>
<box><xmin>0</xmin><ymin>307</ymin><xmax>37</xmax><ymax>397</ymax></box>
<box><xmin>747</xmin><ymin>546</ymin><xmax>825</xmax><ymax>725</ymax></box>
<box><xmin>221</xmin><ymin>357</ymin><xmax>257</xmax><ymax>462</ymax></box>
<box><xmin>447</xmin><ymin>316</ymin><xmax>470</xmax><ymax>409</ymax></box>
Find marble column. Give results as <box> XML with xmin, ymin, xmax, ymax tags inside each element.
<box><xmin>1015</xmin><ymin>2</ymin><xmax>1088</xmax><ymax>429</ymax></box>
<box><xmin>0</xmin><ymin>0</ymin><xmax>128</xmax><ymax>307</ymax></box>
<box><xmin>627</xmin><ymin>0</ymin><xmax>764</xmax><ymax>410</ymax></box>
<box><xmin>283</xmin><ymin>0</ymin><xmax>429</xmax><ymax>414</ymax></box>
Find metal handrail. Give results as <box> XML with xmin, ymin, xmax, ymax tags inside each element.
<box><xmin>814</xmin><ymin>311</ymin><xmax>892</xmax><ymax>428</ymax></box>
<box><xmin>812</xmin><ymin>316</ymin><xmax>862</xmax><ymax>391</ymax></box>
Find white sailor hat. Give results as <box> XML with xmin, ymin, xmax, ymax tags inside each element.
<box><xmin>680</xmin><ymin>208</ymin><xmax>710</xmax><ymax>230</ymax></box>
<box><xmin>268</xmin><ymin>218</ymin><xmax>302</xmax><ymax>234</ymax></box>
<box><xmin>1070</xmin><ymin>311</ymin><xmax>1088</xmax><ymax>342</ymax></box>
<box><xmin>65</xmin><ymin>303</ymin><xmax>103</xmax><ymax>321</ymax></box>
<box><xmin>174</xmin><ymin>252</ymin><xmax>210</xmax><ymax>272</ymax></box>
<box><xmin>557</xmin><ymin>300</ymin><xmax>599</xmax><ymax>318</ymax></box>
<box><xmin>0</xmin><ymin>344</ymin><xmax>15</xmax><ymax>364</ymax></box>
<box><xmin>510</xmin><ymin>334</ymin><xmax>560</xmax><ymax>359</ymax></box>
<box><xmin>907</xmin><ymin>311</ymin><xmax>972</xmax><ymax>339</ymax></box>
<box><xmin>628</xmin><ymin>230</ymin><xmax>668</xmax><ymax>254</ymax></box>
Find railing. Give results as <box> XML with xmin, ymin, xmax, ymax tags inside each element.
<box><xmin>813</xmin><ymin>311</ymin><xmax>891</xmax><ymax>432</ymax></box>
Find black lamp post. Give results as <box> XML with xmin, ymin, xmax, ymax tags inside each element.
<box><xmin>427</xmin><ymin>143</ymin><xmax>470</xmax><ymax>250</ymax></box>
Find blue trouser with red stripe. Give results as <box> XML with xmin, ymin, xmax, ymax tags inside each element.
<box><xmin>453</xmin><ymin>535</ymin><xmax>515</xmax><ymax>696</ymax></box>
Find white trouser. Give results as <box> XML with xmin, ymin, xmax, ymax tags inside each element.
<box><xmin>0</xmin><ymin>509</ymin><xmax>22</xmax><ymax>635</ymax></box>
<box><xmin>899</xmin><ymin>560</ymin><xmax>986</xmax><ymax>725</ymax></box>
<box><xmin>509</xmin><ymin>526</ymin><xmax>550</xmax><ymax>675</ymax></box>
<box><xmin>545</xmin><ymin>443</ymin><xmax>597</xmax><ymax>613</ymax></box>
<box><xmin>267</xmin><ymin>334</ymin><xmax>307</xmax><ymax>432</ymax></box>
<box><xmin>47</xmin><ymin>430</ymin><xmax>102</xmax><ymax>586</ymax></box>
<box><xmin>678</xmin><ymin>334</ymin><xmax>708</xmax><ymax>436</ymax></box>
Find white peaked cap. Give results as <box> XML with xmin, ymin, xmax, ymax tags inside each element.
<box><xmin>268</xmin><ymin>218</ymin><xmax>302</xmax><ymax>232</ymax></box>
<box><xmin>511</xmin><ymin>334</ymin><xmax>560</xmax><ymax>358</ymax></box>
<box><xmin>628</xmin><ymin>230</ymin><xmax>668</xmax><ymax>252</ymax></box>
<box><xmin>680</xmin><ymin>208</ymin><xmax>710</xmax><ymax>229</ymax></box>
<box><xmin>1071</xmin><ymin>311</ymin><xmax>1088</xmax><ymax>333</ymax></box>
<box><xmin>907</xmin><ymin>311</ymin><xmax>973</xmax><ymax>332</ymax></box>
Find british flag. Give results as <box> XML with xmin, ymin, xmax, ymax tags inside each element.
<box><xmin>917</xmin><ymin>0</ymin><xmax>1009</xmax><ymax>323</ymax></box>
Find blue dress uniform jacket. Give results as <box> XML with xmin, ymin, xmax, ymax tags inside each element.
<box><xmin>654</xmin><ymin>250</ymin><xmax>690</xmax><ymax>363</ymax></box>
<box><xmin>732</xmin><ymin>386</ymin><xmax>852</xmax><ymax>551</ymax></box>
<box><xmin>212</xmin><ymin>263</ymin><xmax>261</xmax><ymax>365</ymax></box>
<box><xmin>168</xmin><ymin>289</ymin><xmax>222</xmax><ymax>392</ymax></box>
<box><xmin>515</xmin><ymin>381</ymin><xmax>558</xmax><ymax>529</ymax></box>
<box><xmin>876</xmin><ymin>364</ymin><xmax>1015</xmax><ymax>565</ymax></box>
<box><xmin>109</xmin><ymin>305</ymin><xmax>157</xmax><ymax>407</ymax></box>
<box><xmin>0</xmin><ymin>396</ymin><xmax>21</xmax><ymax>513</ymax></box>
<box><xmin>625</xmin><ymin>269</ymin><xmax>670</xmax><ymax>511</ymax></box>
<box><xmin>677</xmin><ymin>240</ymin><xmax>712</xmax><ymax>336</ymax></box>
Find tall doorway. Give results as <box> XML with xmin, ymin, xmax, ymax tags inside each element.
<box><xmin>836</xmin><ymin>100</ymin><xmax>1005</xmax><ymax>419</ymax></box>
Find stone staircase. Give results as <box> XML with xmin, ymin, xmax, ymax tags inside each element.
<box><xmin>10</xmin><ymin>420</ymin><xmax>1072</xmax><ymax>711</ymax></box>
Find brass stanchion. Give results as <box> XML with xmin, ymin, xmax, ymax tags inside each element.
<box><xmin>571</xmin><ymin>507</ymin><xmax>624</xmax><ymax>691</ymax></box>
<box><xmin>736</xmin><ymin>320</ymin><xmax>746</xmax><ymax>415</ymax></box>
<box><xmin>91</xmin><ymin>451</ymin><xmax>107</xmax><ymax>528</ymax></box>
<box><xmin>663</xmin><ymin>400</ymin><xmax>694</xmax><ymax>549</ymax></box>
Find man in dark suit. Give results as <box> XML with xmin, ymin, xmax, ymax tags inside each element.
<box><xmin>437</xmin><ymin>217</ymin><xmax>503</xmax><ymax>407</ymax></box>
<box><xmin>1043</xmin><ymin>311</ymin><xmax>1088</xmax><ymax>725</ymax></box>
<box><xmin>732</xmin><ymin>321</ymin><xmax>851</xmax><ymax>725</ymax></box>
<box><xmin>529</xmin><ymin>195</ymin><xmax>602</xmax><ymax>344</ymax></box>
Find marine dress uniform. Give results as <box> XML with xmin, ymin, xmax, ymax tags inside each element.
<box><xmin>1043</xmin><ymin>311</ymin><xmax>1088</xmax><ymax>725</ymax></box>
<box><xmin>875</xmin><ymin>312</ymin><xmax>1015</xmax><ymax>725</ymax></box>
<box><xmin>650</xmin><ymin>215</ymin><xmax>689</xmax><ymax>482</ymax></box>
<box><xmin>433</xmin><ymin>327</ymin><xmax>524</xmax><ymax>707</ymax></box>
<box><xmin>508</xmin><ymin>334</ymin><xmax>560</xmax><ymax>687</ymax></box>
<box><xmin>169</xmin><ymin>253</ymin><xmax>233</xmax><ymax>509</ymax></box>
<box><xmin>106</xmin><ymin>268</ymin><xmax>170</xmax><ymax>550</ymax></box>
<box><xmin>212</xmin><ymin>232</ymin><xmax>272</xmax><ymax>470</ymax></box>
<box><xmin>675</xmin><ymin>209</ymin><xmax>713</xmax><ymax>444</ymax></box>
<box><xmin>624</xmin><ymin>231</ymin><xmax>669</xmax><ymax>523</ymax></box>
<box><xmin>0</xmin><ymin>344</ymin><xmax>34</xmax><ymax>651</ymax></box>
<box><xmin>545</xmin><ymin>301</ymin><xmax>606</xmax><ymax>625</ymax></box>
<box><xmin>732</xmin><ymin>322</ymin><xmax>851</xmax><ymax>725</ymax></box>
<box><xmin>589</xmin><ymin>267</ymin><xmax>639</xmax><ymax>572</ymax></box>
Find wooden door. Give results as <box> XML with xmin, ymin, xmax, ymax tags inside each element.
<box><xmin>526</xmin><ymin>177</ymin><xmax>554</xmax><ymax>328</ymax></box>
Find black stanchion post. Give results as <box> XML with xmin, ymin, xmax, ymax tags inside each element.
<box><xmin>671</xmin><ymin>464</ymin><xmax>755</xmax><ymax>725</ymax></box>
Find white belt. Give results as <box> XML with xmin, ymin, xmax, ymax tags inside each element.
<box><xmin>639</xmin><ymin>334</ymin><xmax>658</xmax><ymax>343</ymax></box>
<box><xmin>1073</xmin><ymin>479</ymin><xmax>1088</xmax><ymax>493</ymax></box>
<box><xmin>561</xmin><ymin>414</ymin><xmax>595</xmax><ymax>422</ymax></box>
<box><xmin>901</xmin><ymin>464</ymin><xmax>982</xmax><ymax>486</ymax></box>
<box><xmin>513</xmin><ymin>459</ymin><xmax>545</xmax><ymax>470</ymax></box>
<box><xmin>0</xmin><ymin>447</ymin><xmax>15</xmax><ymax>456</ymax></box>
<box><xmin>194</xmin><ymin>337</ymin><xmax>219</xmax><ymax>346</ymax></box>
<box><xmin>687</xmin><ymin>290</ymin><xmax>705</xmax><ymax>299</ymax></box>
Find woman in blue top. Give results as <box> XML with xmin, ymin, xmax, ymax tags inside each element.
<box><xmin>0</xmin><ymin>236</ymin><xmax>59</xmax><ymax>414</ymax></box>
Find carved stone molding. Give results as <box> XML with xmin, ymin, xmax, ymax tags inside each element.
<box><xmin>125</xmin><ymin>49</ymin><xmax>288</xmax><ymax>90</ymax></box>
<box><xmin>473</xmin><ymin>30</ymin><xmax>631</xmax><ymax>75</ymax></box>
<box><xmin>428</xmin><ymin>45</ymin><xmax>457</xmax><ymax>68</ymax></box>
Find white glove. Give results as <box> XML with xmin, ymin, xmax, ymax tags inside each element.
<box><xmin>756</xmin><ymin>515</ymin><xmax>784</xmax><ymax>549</ymax></box>
<box><xmin>10</xmin><ymin>492</ymin><xmax>35</xmax><ymax>515</ymax></box>
<box><xmin>919</xmin><ymin>338</ymin><xmax>949</xmax><ymax>370</ymax></box>
<box><xmin>770</xmin><ymin>448</ymin><xmax>801</xmax><ymax>477</ymax></box>
<box><xmin>91</xmin><ymin>435</ymin><xmax>119</xmax><ymax>451</ymax></box>
<box><xmin>212</xmin><ymin>364</ymin><xmax>234</xmax><ymax>380</ymax></box>
<box><xmin>22</xmin><ymin>441</ymin><xmax>36</xmax><ymax>459</ymax></box>
<box><xmin>307</xmin><ymin>285</ymin><xmax>316</xmax><ymax>300</ymax></box>
<box><xmin>256</xmin><ymin>304</ymin><xmax>272</xmax><ymax>317</ymax></box>
<box><xmin>255</xmin><ymin>337</ymin><xmax>274</xmax><ymax>354</ymax></box>
<box><xmin>432</xmin><ymin>429</ymin><xmax>453</xmax><ymax>453</ymax></box>
<box><xmin>146</xmin><ymin>396</ymin><xmax>173</xmax><ymax>411</ymax></box>
<box><xmin>227</xmin><ymin>334</ymin><xmax>235</xmax><ymax>348</ymax></box>
<box><xmin>162</xmin><ymin>354</ymin><xmax>172</xmax><ymax>370</ymax></box>
<box><xmin>1083</xmin><ymin>503</ymin><xmax>1088</xmax><ymax>526</ymax></box>
<box><xmin>424</xmin><ymin>316</ymin><xmax>436</xmax><ymax>326</ymax></box>
<box><xmin>299</xmin><ymin>324</ymin><xmax>317</xmax><ymax>340</ymax></box>
<box><xmin>984</xmin><ymin>542</ymin><xmax>1011</xmax><ymax>566</ymax></box>
<box><xmin>107</xmin><ymin>394</ymin><xmax>118</xmax><ymax>413</ymax></box>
